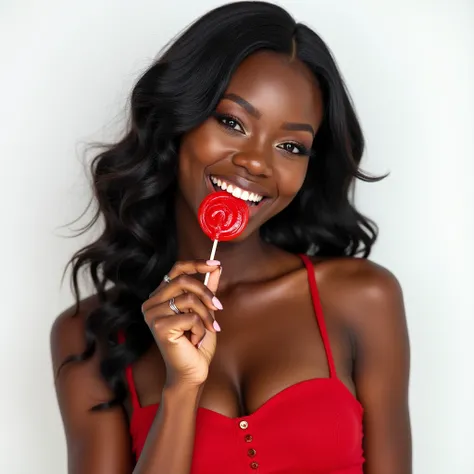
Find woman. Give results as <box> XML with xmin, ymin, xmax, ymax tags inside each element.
<box><xmin>51</xmin><ymin>2</ymin><xmax>411</xmax><ymax>473</ymax></box>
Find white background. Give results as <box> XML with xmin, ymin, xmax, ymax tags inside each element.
<box><xmin>1</xmin><ymin>1</ymin><xmax>473</xmax><ymax>473</ymax></box>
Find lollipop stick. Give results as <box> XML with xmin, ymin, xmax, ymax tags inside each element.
<box><xmin>203</xmin><ymin>238</ymin><xmax>219</xmax><ymax>287</ymax></box>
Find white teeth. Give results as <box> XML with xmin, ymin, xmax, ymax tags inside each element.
<box><xmin>232</xmin><ymin>187</ymin><xmax>242</xmax><ymax>198</ymax></box>
<box><xmin>209</xmin><ymin>175</ymin><xmax>264</xmax><ymax>203</ymax></box>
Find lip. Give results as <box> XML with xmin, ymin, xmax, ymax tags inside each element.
<box><xmin>204</xmin><ymin>174</ymin><xmax>271</xmax><ymax>219</ymax></box>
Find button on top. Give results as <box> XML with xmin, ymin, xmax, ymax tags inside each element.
<box><xmin>248</xmin><ymin>448</ymin><xmax>257</xmax><ymax>457</ymax></box>
<box><xmin>239</xmin><ymin>420</ymin><xmax>249</xmax><ymax>430</ymax></box>
<box><xmin>250</xmin><ymin>461</ymin><xmax>259</xmax><ymax>469</ymax></box>
<box><xmin>245</xmin><ymin>434</ymin><xmax>253</xmax><ymax>442</ymax></box>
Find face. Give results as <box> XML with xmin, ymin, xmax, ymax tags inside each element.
<box><xmin>177</xmin><ymin>50</ymin><xmax>324</xmax><ymax>240</ymax></box>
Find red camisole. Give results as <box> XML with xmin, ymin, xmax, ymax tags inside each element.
<box><xmin>122</xmin><ymin>254</ymin><xmax>365</xmax><ymax>473</ymax></box>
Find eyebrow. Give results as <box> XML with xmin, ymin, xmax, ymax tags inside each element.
<box><xmin>281</xmin><ymin>122</ymin><xmax>315</xmax><ymax>136</ymax></box>
<box><xmin>222</xmin><ymin>93</ymin><xmax>315</xmax><ymax>137</ymax></box>
<box><xmin>223</xmin><ymin>93</ymin><xmax>261</xmax><ymax>119</ymax></box>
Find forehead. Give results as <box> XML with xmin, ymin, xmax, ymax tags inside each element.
<box><xmin>222</xmin><ymin>50</ymin><xmax>323</xmax><ymax>125</ymax></box>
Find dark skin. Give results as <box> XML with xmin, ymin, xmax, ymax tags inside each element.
<box><xmin>51</xmin><ymin>51</ymin><xmax>411</xmax><ymax>473</ymax></box>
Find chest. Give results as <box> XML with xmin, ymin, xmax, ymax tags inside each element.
<box><xmin>130</xmin><ymin>380</ymin><xmax>364</xmax><ymax>474</ymax></box>
<box><xmin>130</xmin><ymin>274</ymin><xmax>354</xmax><ymax>418</ymax></box>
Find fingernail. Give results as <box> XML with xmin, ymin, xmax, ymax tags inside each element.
<box><xmin>219</xmin><ymin>266</ymin><xmax>223</xmax><ymax>276</ymax></box>
<box><xmin>212</xmin><ymin>296</ymin><xmax>223</xmax><ymax>310</ymax></box>
<box><xmin>206</xmin><ymin>260</ymin><xmax>221</xmax><ymax>266</ymax></box>
<box><xmin>213</xmin><ymin>320</ymin><xmax>221</xmax><ymax>332</ymax></box>
<box><xmin>197</xmin><ymin>338</ymin><xmax>204</xmax><ymax>349</ymax></box>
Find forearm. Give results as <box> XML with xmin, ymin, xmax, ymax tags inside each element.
<box><xmin>133</xmin><ymin>384</ymin><xmax>202</xmax><ymax>474</ymax></box>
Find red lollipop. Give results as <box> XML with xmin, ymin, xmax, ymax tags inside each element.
<box><xmin>198</xmin><ymin>191</ymin><xmax>249</xmax><ymax>285</ymax></box>
<box><xmin>198</xmin><ymin>191</ymin><xmax>249</xmax><ymax>241</ymax></box>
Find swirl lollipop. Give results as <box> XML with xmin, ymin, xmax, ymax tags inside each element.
<box><xmin>198</xmin><ymin>191</ymin><xmax>249</xmax><ymax>285</ymax></box>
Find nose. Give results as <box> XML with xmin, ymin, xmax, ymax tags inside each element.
<box><xmin>231</xmin><ymin>148</ymin><xmax>273</xmax><ymax>178</ymax></box>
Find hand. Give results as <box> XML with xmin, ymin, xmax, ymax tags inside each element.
<box><xmin>141</xmin><ymin>260</ymin><xmax>222</xmax><ymax>387</ymax></box>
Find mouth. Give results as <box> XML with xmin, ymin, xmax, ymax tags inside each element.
<box><xmin>205</xmin><ymin>174</ymin><xmax>270</xmax><ymax>213</ymax></box>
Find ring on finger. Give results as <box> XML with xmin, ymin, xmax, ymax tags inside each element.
<box><xmin>148</xmin><ymin>274</ymin><xmax>172</xmax><ymax>298</ymax></box>
<box><xmin>169</xmin><ymin>297</ymin><xmax>181</xmax><ymax>315</ymax></box>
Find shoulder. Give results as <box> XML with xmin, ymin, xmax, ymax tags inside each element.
<box><xmin>51</xmin><ymin>293</ymin><xmax>101</xmax><ymax>336</ymax></box>
<box><xmin>50</xmin><ymin>289</ymin><xmax>122</xmax><ymax>419</ymax></box>
<box><xmin>51</xmin><ymin>294</ymin><xmax>99</xmax><ymax>367</ymax></box>
<box><xmin>309</xmin><ymin>256</ymin><xmax>405</xmax><ymax>334</ymax></box>
<box><xmin>50</xmin><ymin>290</ymin><xmax>115</xmax><ymax>375</ymax></box>
<box><xmin>50</xmin><ymin>290</ymin><xmax>133</xmax><ymax>471</ymax></box>
<box><xmin>310</xmin><ymin>256</ymin><xmax>402</xmax><ymax>301</ymax></box>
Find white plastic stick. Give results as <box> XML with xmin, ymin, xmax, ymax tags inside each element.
<box><xmin>203</xmin><ymin>238</ymin><xmax>219</xmax><ymax>287</ymax></box>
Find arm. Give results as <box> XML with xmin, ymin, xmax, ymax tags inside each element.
<box><xmin>51</xmin><ymin>303</ymin><xmax>205</xmax><ymax>474</ymax></box>
<box><xmin>349</xmin><ymin>263</ymin><xmax>412</xmax><ymax>473</ymax></box>
<box><xmin>133</xmin><ymin>384</ymin><xmax>202</xmax><ymax>473</ymax></box>
<box><xmin>134</xmin><ymin>260</ymin><xmax>222</xmax><ymax>473</ymax></box>
<box><xmin>51</xmin><ymin>305</ymin><xmax>133</xmax><ymax>474</ymax></box>
<box><xmin>52</xmin><ymin>262</ymin><xmax>221</xmax><ymax>473</ymax></box>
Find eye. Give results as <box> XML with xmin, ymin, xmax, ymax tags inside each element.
<box><xmin>214</xmin><ymin>113</ymin><xmax>245</xmax><ymax>133</ymax></box>
<box><xmin>277</xmin><ymin>142</ymin><xmax>310</xmax><ymax>156</ymax></box>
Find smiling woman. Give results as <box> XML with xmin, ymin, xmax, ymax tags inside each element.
<box><xmin>177</xmin><ymin>50</ymin><xmax>326</xmax><ymax>242</ymax></box>
<box><xmin>51</xmin><ymin>2</ymin><xmax>411</xmax><ymax>474</ymax></box>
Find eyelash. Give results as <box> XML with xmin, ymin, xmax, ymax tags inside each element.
<box><xmin>213</xmin><ymin>113</ymin><xmax>310</xmax><ymax>157</ymax></box>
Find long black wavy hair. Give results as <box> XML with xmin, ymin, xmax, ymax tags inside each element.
<box><xmin>62</xmin><ymin>1</ymin><xmax>381</xmax><ymax>410</ymax></box>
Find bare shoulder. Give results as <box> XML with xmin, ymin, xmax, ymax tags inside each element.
<box><xmin>51</xmin><ymin>290</ymin><xmax>133</xmax><ymax>473</ymax></box>
<box><xmin>50</xmin><ymin>292</ymin><xmax>105</xmax><ymax>373</ymax></box>
<box><xmin>310</xmin><ymin>256</ymin><xmax>405</xmax><ymax>330</ymax></box>
<box><xmin>309</xmin><ymin>257</ymin><xmax>411</xmax><ymax>472</ymax></box>
<box><xmin>50</xmin><ymin>290</ymin><xmax>118</xmax><ymax>406</ymax></box>
<box><xmin>308</xmin><ymin>257</ymin><xmax>408</xmax><ymax>351</ymax></box>
<box><xmin>311</xmin><ymin>256</ymin><xmax>402</xmax><ymax>296</ymax></box>
<box><xmin>310</xmin><ymin>257</ymin><xmax>411</xmax><ymax>471</ymax></box>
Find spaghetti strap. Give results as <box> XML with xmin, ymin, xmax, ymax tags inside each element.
<box><xmin>118</xmin><ymin>331</ymin><xmax>141</xmax><ymax>410</ymax></box>
<box><xmin>298</xmin><ymin>254</ymin><xmax>337</xmax><ymax>379</ymax></box>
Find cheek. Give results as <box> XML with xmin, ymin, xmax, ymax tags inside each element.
<box><xmin>179</xmin><ymin>120</ymin><xmax>226</xmax><ymax>172</ymax></box>
<box><xmin>177</xmin><ymin>125</ymin><xmax>213</xmax><ymax>195</ymax></box>
<box><xmin>274</xmin><ymin>159</ymin><xmax>309</xmax><ymax>198</ymax></box>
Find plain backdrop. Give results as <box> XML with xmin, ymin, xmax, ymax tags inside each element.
<box><xmin>1</xmin><ymin>1</ymin><xmax>473</xmax><ymax>473</ymax></box>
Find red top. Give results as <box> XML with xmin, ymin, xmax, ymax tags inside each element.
<box><xmin>122</xmin><ymin>254</ymin><xmax>365</xmax><ymax>473</ymax></box>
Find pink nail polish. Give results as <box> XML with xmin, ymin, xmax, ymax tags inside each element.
<box><xmin>197</xmin><ymin>339</ymin><xmax>204</xmax><ymax>349</ymax></box>
<box><xmin>206</xmin><ymin>259</ymin><xmax>221</xmax><ymax>266</ymax></box>
<box><xmin>212</xmin><ymin>296</ymin><xmax>223</xmax><ymax>310</ymax></box>
<box><xmin>213</xmin><ymin>320</ymin><xmax>221</xmax><ymax>332</ymax></box>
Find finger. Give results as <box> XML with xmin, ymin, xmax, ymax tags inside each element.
<box><xmin>148</xmin><ymin>260</ymin><xmax>221</xmax><ymax>300</ymax></box>
<box><xmin>144</xmin><ymin>273</ymin><xmax>221</xmax><ymax>313</ymax></box>
<box><xmin>151</xmin><ymin>313</ymin><xmax>206</xmax><ymax>346</ymax></box>
<box><xmin>190</xmin><ymin>327</ymin><xmax>207</xmax><ymax>347</ymax></box>
<box><xmin>206</xmin><ymin>267</ymin><xmax>222</xmax><ymax>334</ymax></box>
<box><xmin>170</xmin><ymin>293</ymin><xmax>217</xmax><ymax>333</ymax></box>
<box><xmin>206</xmin><ymin>265</ymin><xmax>222</xmax><ymax>295</ymax></box>
<box><xmin>143</xmin><ymin>294</ymin><xmax>218</xmax><ymax>333</ymax></box>
<box><xmin>167</xmin><ymin>260</ymin><xmax>221</xmax><ymax>280</ymax></box>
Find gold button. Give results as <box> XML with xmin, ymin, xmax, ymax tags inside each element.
<box><xmin>239</xmin><ymin>420</ymin><xmax>249</xmax><ymax>429</ymax></box>
<box><xmin>250</xmin><ymin>461</ymin><xmax>259</xmax><ymax>469</ymax></box>
<box><xmin>248</xmin><ymin>448</ymin><xmax>256</xmax><ymax>457</ymax></box>
<box><xmin>245</xmin><ymin>434</ymin><xmax>253</xmax><ymax>442</ymax></box>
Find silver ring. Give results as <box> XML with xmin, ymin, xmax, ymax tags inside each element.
<box><xmin>169</xmin><ymin>297</ymin><xmax>181</xmax><ymax>314</ymax></box>
<box><xmin>163</xmin><ymin>274</ymin><xmax>172</xmax><ymax>284</ymax></box>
